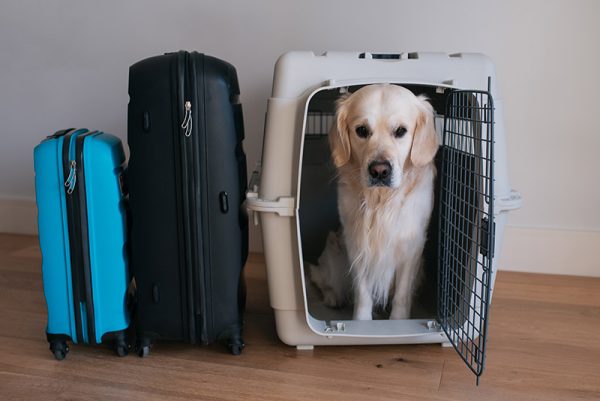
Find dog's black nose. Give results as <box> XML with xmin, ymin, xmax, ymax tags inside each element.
<box><xmin>368</xmin><ymin>160</ymin><xmax>392</xmax><ymax>186</ymax></box>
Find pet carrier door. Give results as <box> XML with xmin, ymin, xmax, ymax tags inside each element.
<box><xmin>437</xmin><ymin>89</ymin><xmax>494</xmax><ymax>382</ymax></box>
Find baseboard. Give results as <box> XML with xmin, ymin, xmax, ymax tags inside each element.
<box><xmin>0</xmin><ymin>197</ymin><xmax>38</xmax><ymax>235</ymax></box>
<box><xmin>499</xmin><ymin>226</ymin><xmax>600</xmax><ymax>277</ymax></box>
<box><xmin>0</xmin><ymin>197</ymin><xmax>597</xmax><ymax>277</ymax></box>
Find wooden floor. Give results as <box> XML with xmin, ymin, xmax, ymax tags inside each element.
<box><xmin>1</xmin><ymin>233</ymin><xmax>599</xmax><ymax>401</ymax></box>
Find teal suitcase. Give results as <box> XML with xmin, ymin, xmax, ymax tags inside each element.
<box><xmin>34</xmin><ymin>128</ymin><xmax>130</xmax><ymax>359</ymax></box>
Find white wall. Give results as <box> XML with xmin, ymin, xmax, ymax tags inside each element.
<box><xmin>1</xmin><ymin>0</ymin><xmax>598</xmax><ymax>276</ymax></box>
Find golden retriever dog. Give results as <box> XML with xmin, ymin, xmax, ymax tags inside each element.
<box><xmin>310</xmin><ymin>84</ymin><xmax>438</xmax><ymax>320</ymax></box>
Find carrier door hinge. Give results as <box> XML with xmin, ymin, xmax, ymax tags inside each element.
<box><xmin>325</xmin><ymin>321</ymin><xmax>346</xmax><ymax>336</ymax></box>
<box><xmin>246</xmin><ymin>191</ymin><xmax>295</xmax><ymax>225</ymax></box>
<box><xmin>427</xmin><ymin>320</ymin><xmax>441</xmax><ymax>331</ymax></box>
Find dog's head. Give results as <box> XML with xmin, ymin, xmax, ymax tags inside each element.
<box><xmin>330</xmin><ymin>84</ymin><xmax>438</xmax><ymax>189</ymax></box>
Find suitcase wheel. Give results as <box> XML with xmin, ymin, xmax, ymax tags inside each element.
<box><xmin>114</xmin><ymin>340</ymin><xmax>129</xmax><ymax>357</ymax></box>
<box><xmin>113</xmin><ymin>332</ymin><xmax>129</xmax><ymax>357</ymax></box>
<box><xmin>138</xmin><ymin>345</ymin><xmax>151</xmax><ymax>358</ymax></box>
<box><xmin>49</xmin><ymin>341</ymin><xmax>69</xmax><ymax>361</ymax></box>
<box><xmin>116</xmin><ymin>344</ymin><xmax>129</xmax><ymax>357</ymax></box>
<box><xmin>227</xmin><ymin>341</ymin><xmax>245</xmax><ymax>356</ymax></box>
<box><xmin>136</xmin><ymin>336</ymin><xmax>152</xmax><ymax>358</ymax></box>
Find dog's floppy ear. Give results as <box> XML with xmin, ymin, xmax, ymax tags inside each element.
<box><xmin>410</xmin><ymin>95</ymin><xmax>439</xmax><ymax>167</ymax></box>
<box><xmin>329</xmin><ymin>93</ymin><xmax>352</xmax><ymax>167</ymax></box>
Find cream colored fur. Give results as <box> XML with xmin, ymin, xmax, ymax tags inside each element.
<box><xmin>310</xmin><ymin>84</ymin><xmax>438</xmax><ymax>320</ymax></box>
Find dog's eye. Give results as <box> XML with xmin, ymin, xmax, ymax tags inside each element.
<box><xmin>394</xmin><ymin>126</ymin><xmax>407</xmax><ymax>138</ymax></box>
<box><xmin>355</xmin><ymin>125</ymin><xmax>370</xmax><ymax>138</ymax></box>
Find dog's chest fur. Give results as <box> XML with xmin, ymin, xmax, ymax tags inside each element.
<box><xmin>337</xmin><ymin>166</ymin><xmax>435</xmax><ymax>304</ymax></box>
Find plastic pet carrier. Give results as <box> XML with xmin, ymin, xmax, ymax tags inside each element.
<box><xmin>247</xmin><ymin>51</ymin><xmax>522</xmax><ymax>380</ymax></box>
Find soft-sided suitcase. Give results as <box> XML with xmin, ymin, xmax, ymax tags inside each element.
<box><xmin>127</xmin><ymin>51</ymin><xmax>248</xmax><ymax>356</ymax></box>
<box><xmin>34</xmin><ymin>128</ymin><xmax>130</xmax><ymax>360</ymax></box>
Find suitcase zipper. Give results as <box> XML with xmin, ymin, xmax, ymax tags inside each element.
<box><xmin>179</xmin><ymin>51</ymin><xmax>198</xmax><ymax>343</ymax></box>
<box><xmin>62</xmin><ymin>130</ymin><xmax>97</xmax><ymax>344</ymax></box>
<box><xmin>178</xmin><ymin>51</ymin><xmax>209</xmax><ymax>344</ymax></box>
<box><xmin>185</xmin><ymin>51</ymin><xmax>211</xmax><ymax>344</ymax></box>
<box><xmin>188</xmin><ymin>53</ymin><xmax>211</xmax><ymax>344</ymax></box>
<box><xmin>62</xmin><ymin>130</ymin><xmax>84</xmax><ymax>344</ymax></box>
<box><xmin>75</xmin><ymin>132</ymin><xmax>96</xmax><ymax>345</ymax></box>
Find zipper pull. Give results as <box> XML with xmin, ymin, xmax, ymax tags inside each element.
<box><xmin>64</xmin><ymin>160</ymin><xmax>77</xmax><ymax>195</ymax></box>
<box><xmin>181</xmin><ymin>101</ymin><xmax>192</xmax><ymax>137</ymax></box>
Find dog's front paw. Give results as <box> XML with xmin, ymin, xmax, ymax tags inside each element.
<box><xmin>353</xmin><ymin>306</ymin><xmax>373</xmax><ymax>321</ymax></box>
<box><xmin>322</xmin><ymin>289</ymin><xmax>344</xmax><ymax>308</ymax></box>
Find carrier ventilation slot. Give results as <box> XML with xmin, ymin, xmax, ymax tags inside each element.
<box><xmin>305</xmin><ymin>111</ymin><xmax>335</xmax><ymax>137</ymax></box>
<box><xmin>358</xmin><ymin>52</ymin><xmax>401</xmax><ymax>60</ymax></box>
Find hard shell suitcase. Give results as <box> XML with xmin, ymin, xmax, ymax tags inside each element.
<box><xmin>127</xmin><ymin>51</ymin><xmax>248</xmax><ymax>356</ymax></box>
<box><xmin>34</xmin><ymin>128</ymin><xmax>130</xmax><ymax>360</ymax></box>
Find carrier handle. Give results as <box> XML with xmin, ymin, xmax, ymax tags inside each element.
<box><xmin>325</xmin><ymin>78</ymin><xmax>456</xmax><ymax>89</ymax></box>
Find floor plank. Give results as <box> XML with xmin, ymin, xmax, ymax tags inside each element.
<box><xmin>0</xmin><ymin>233</ymin><xmax>598</xmax><ymax>400</ymax></box>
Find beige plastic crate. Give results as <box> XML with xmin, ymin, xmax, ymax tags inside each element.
<box><xmin>247</xmin><ymin>52</ymin><xmax>521</xmax><ymax>361</ymax></box>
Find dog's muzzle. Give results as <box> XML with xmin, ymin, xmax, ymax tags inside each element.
<box><xmin>368</xmin><ymin>160</ymin><xmax>392</xmax><ymax>187</ymax></box>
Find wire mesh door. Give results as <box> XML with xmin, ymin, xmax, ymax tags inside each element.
<box><xmin>438</xmin><ymin>89</ymin><xmax>494</xmax><ymax>383</ymax></box>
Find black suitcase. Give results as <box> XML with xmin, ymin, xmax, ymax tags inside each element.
<box><xmin>127</xmin><ymin>51</ymin><xmax>248</xmax><ymax>356</ymax></box>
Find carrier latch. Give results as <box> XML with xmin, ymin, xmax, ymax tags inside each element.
<box><xmin>246</xmin><ymin>191</ymin><xmax>295</xmax><ymax>225</ymax></box>
<box><xmin>246</xmin><ymin>167</ymin><xmax>296</xmax><ymax>224</ymax></box>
